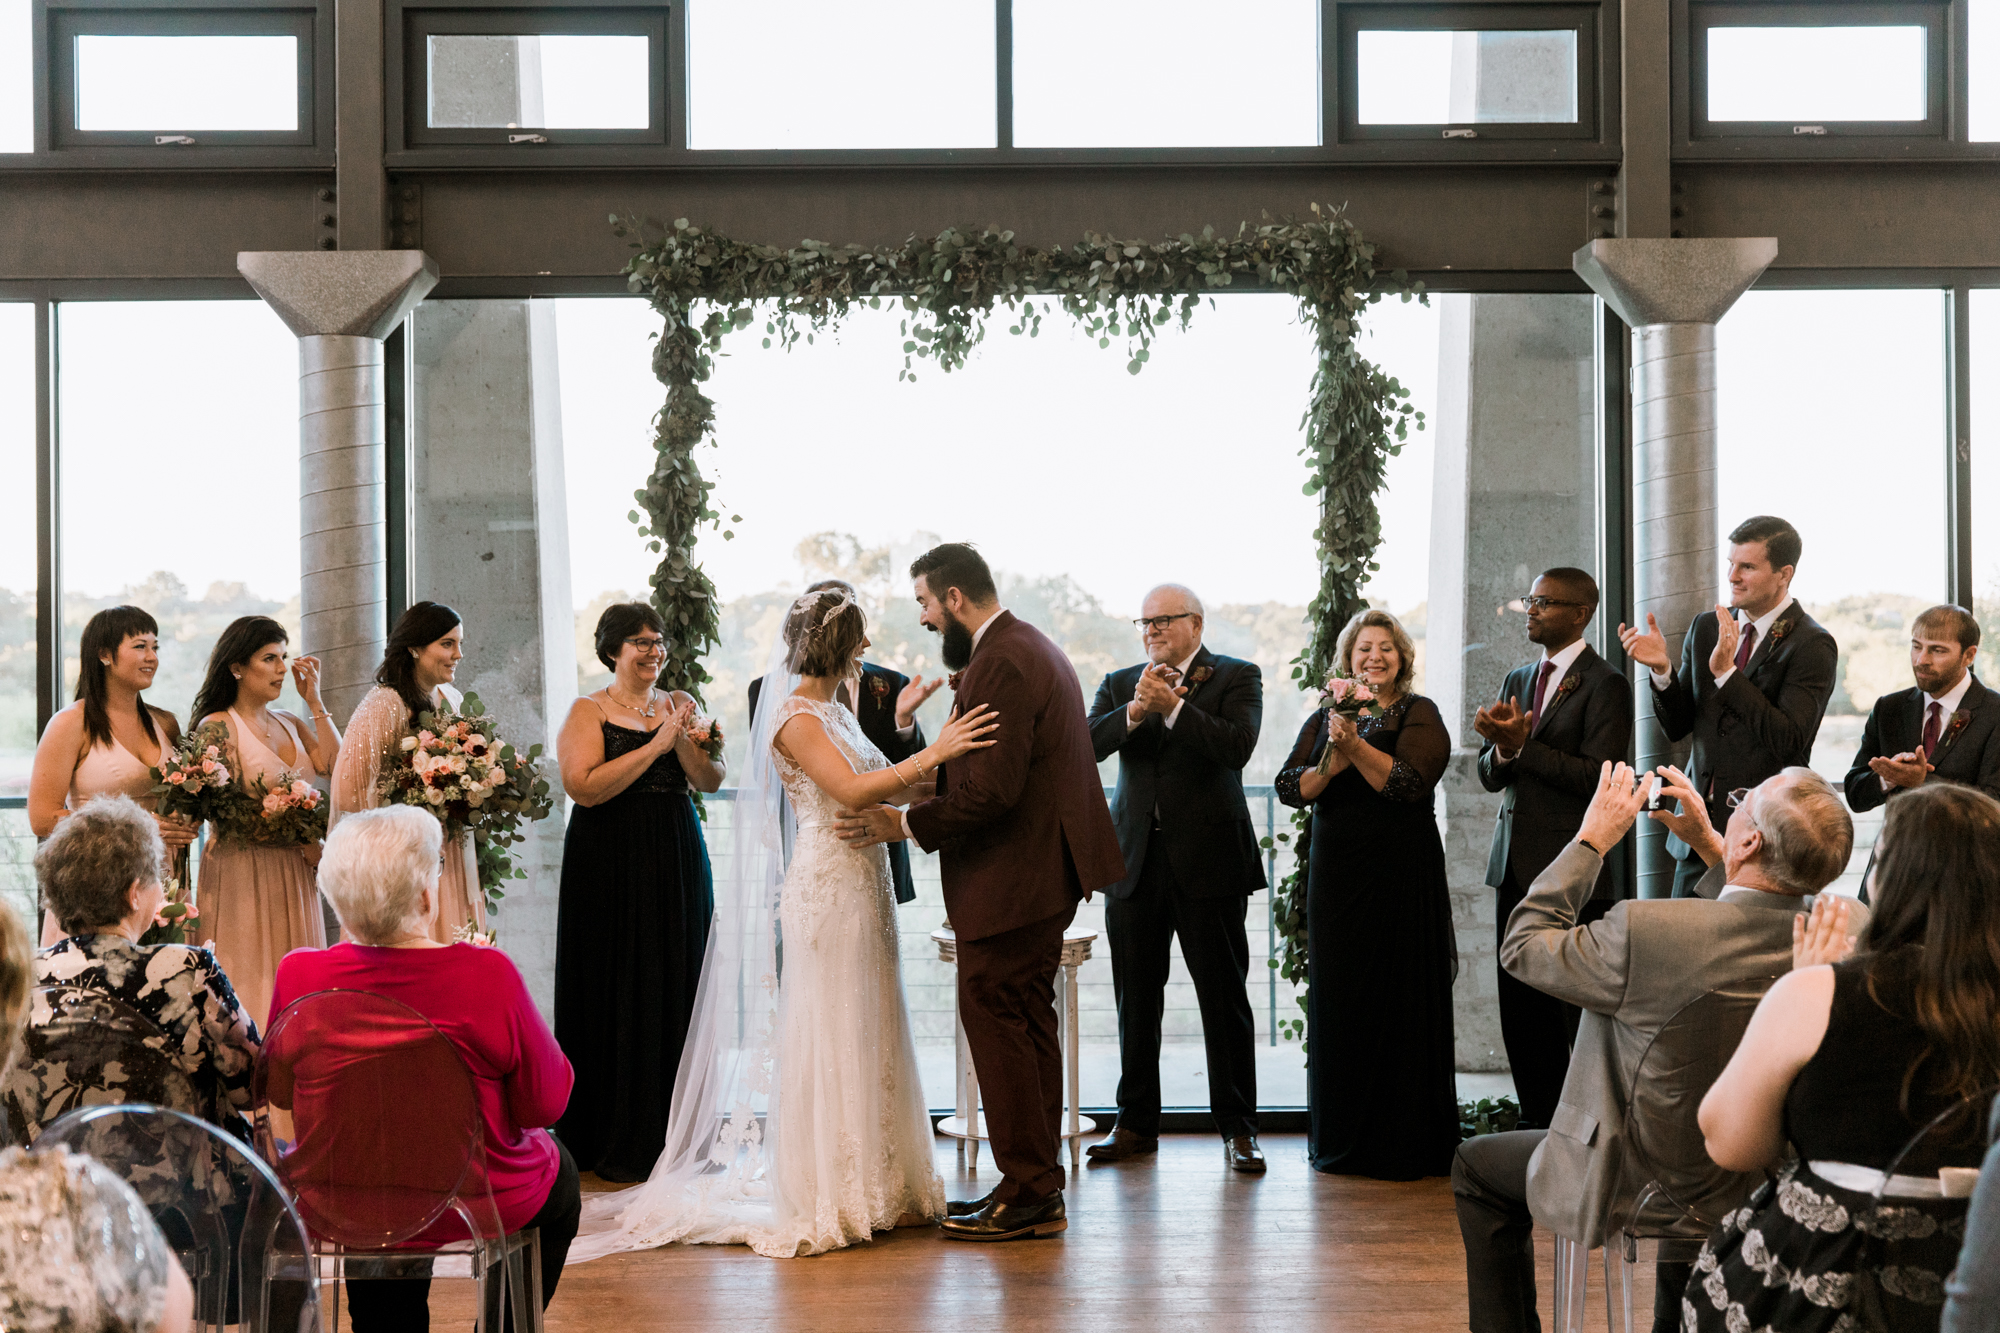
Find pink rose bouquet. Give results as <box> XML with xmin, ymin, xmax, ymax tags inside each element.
<box><xmin>219</xmin><ymin>771</ymin><xmax>328</xmax><ymax>848</ymax></box>
<box><xmin>1316</xmin><ymin>673</ymin><xmax>1386</xmax><ymax>775</ymax></box>
<box><xmin>686</xmin><ymin>715</ymin><xmax>725</xmax><ymax>762</ymax></box>
<box><xmin>148</xmin><ymin>719</ymin><xmax>239</xmax><ymax>826</ymax></box>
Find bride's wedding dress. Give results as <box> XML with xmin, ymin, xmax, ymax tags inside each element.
<box><xmin>567</xmin><ymin>693</ymin><xmax>942</xmax><ymax>1261</ymax></box>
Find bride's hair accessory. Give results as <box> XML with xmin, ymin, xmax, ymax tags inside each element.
<box><xmin>783</xmin><ymin>589</ymin><xmax>865</xmax><ymax>677</ymax></box>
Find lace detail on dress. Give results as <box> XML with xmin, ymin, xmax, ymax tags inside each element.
<box><xmin>600</xmin><ymin>722</ymin><xmax>689</xmax><ymax>795</ymax></box>
<box><xmin>0</xmin><ymin>1146</ymin><xmax>173</xmax><ymax>1333</ymax></box>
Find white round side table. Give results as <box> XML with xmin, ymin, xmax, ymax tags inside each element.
<box><xmin>930</xmin><ymin>923</ymin><xmax>1097</xmax><ymax>1170</ymax></box>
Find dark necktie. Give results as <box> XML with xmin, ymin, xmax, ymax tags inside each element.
<box><xmin>1733</xmin><ymin>622</ymin><xmax>1757</xmax><ymax>671</ymax></box>
<box><xmin>1922</xmin><ymin>701</ymin><xmax>1943</xmax><ymax>759</ymax></box>
<box><xmin>1529</xmin><ymin>660</ymin><xmax>1556</xmax><ymax>733</ymax></box>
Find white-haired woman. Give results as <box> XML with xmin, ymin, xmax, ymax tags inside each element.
<box><xmin>0</xmin><ymin>896</ymin><xmax>197</xmax><ymax>1333</ymax></box>
<box><xmin>269</xmin><ymin>806</ymin><xmax>577</xmax><ymax>1330</ymax></box>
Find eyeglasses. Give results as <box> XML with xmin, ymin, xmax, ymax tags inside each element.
<box><xmin>624</xmin><ymin>638</ymin><xmax>667</xmax><ymax>654</ymax></box>
<box><xmin>1725</xmin><ymin>787</ymin><xmax>1763</xmax><ymax>829</ymax></box>
<box><xmin>1521</xmin><ymin>595</ymin><xmax>1590</xmax><ymax>612</ymax></box>
<box><xmin>1133</xmin><ymin>613</ymin><xmax>1196</xmax><ymax>632</ymax></box>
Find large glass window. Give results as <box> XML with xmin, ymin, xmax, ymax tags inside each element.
<box><xmin>75</xmin><ymin>35</ymin><xmax>299</xmax><ymax>131</ymax></box>
<box><xmin>1</xmin><ymin>303</ymin><xmax>34</xmax><ymax>928</ymax></box>
<box><xmin>688</xmin><ymin>0</ymin><xmax>994</xmax><ymax>149</ymax></box>
<box><xmin>1356</xmin><ymin>29</ymin><xmax>1579</xmax><ymax>125</ymax></box>
<box><xmin>56</xmin><ymin>302</ymin><xmax>305</xmax><ymax>731</ymax></box>
<box><xmin>1705</xmin><ymin>26</ymin><xmax>1926</xmax><ymax>122</ymax></box>
<box><xmin>1014</xmin><ymin>0</ymin><xmax>1318</xmax><ymax>147</ymax></box>
<box><xmin>553</xmin><ymin>293</ymin><xmax>1325</xmax><ymax>1107</ymax></box>
<box><xmin>1716</xmin><ymin>290</ymin><xmax>1949</xmax><ymax>893</ymax></box>
<box><xmin>1974</xmin><ymin>0</ymin><xmax>2000</xmax><ymax>140</ymax></box>
<box><xmin>1973</xmin><ymin>290</ymin><xmax>2000</xmax><ymax>657</ymax></box>
<box><xmin>426</xmin><ymin>34</ymin><xmax>649</xmax><ymax>130</ymax></box>
<box><xmin>1</xmin><ymin>0</ymin><xmax>28</xmax><ymax>151</ymax></box>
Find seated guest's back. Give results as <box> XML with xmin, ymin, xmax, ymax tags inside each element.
<box><xmin>1454</xmin><ymin>762</ymin><xmax>1862</xmax><ymax>1333</ymax></box>
<box><xmin>3</xmin><ymin>794</ymin><xmax>259</xmax><ymax>1143</ymax></box>
<box><xmin>269</xmin><ymin>805</ymin><xmax>577</xmax><ymax>1332</ymax></box>
<box><xmin>1696</xmin><ymin>782</ymin><xmax>2000</xmax><ymax>1333</ymax></box>
<box><xmin>0</xmin><ymin>894</ymin><xmax>197</xmax><ymax>1332</ymax></box>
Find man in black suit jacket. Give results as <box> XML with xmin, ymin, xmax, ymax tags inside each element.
<box><xmin>1083</xmin><ymin>583</ymin><xmax>1266</xmax><ymax>1173</ymax></box>
<box><xmin>1619</xmin><ymin>515</ymin><xmax>1838</xmax><ymax>899</ymax></box>
<box><xmin>1473</xmin><ymin>567</ymin><xmax>1633</xmax><ymax>1131</ymax></box>
<box><xmin>1845</xmin><ymin>604</ymin><xmax>2000</xmax><ymax>900</ymax></box>
<box><xmin>747</xmin><ymin>578</ymin><xmax>940</xmax><ymax>905</ymax></box>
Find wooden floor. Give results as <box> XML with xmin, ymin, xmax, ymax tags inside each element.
<box><xmin>377</xmin><ymin>1134</ymin><xmax>1644</xmax><ymax>1332</ymax></box>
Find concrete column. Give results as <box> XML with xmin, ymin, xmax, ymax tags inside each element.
<box><xmin>408</xmin><ymin>298</ymin><xmax>573</xmax><ymax>1015</ymax></box>
<box><xmin>1428</xmin><ymin>293</ymin><xmax>1598</xmax><ymax>1073</ymax></box>
<box><xmin>236</xmin><ymin>251</ymin><xmax>440</xmax><ymax>721</ymax></box>
<box><xmin>1573</xmin><ymin>237</ymin><xmax>1777</xmax><ymax>897</ymax></box>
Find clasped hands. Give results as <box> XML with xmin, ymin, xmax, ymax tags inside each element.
<box><xmin>1868</xmin><ymin>748</ymin><xmax>1934</xmax><ymax>791</ymax></box>
<box><xmin>1125</xmin><ymin>663</ymin><xmax>1187</xmax><ymax>727</ymax></box>
<box><xmin>1472</xmin><ymin>699</ymin><xmax>1532</xmax><ymax>758</ymax></box>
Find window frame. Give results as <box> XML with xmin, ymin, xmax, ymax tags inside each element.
<box><xmin>1334</xmin><ymin>1</ymin><xmax>1603</xmax><ymax>143</ymax></box>
<box><xmin>31</xmin><ymin>0</ymin><xmax>332</xmax><ymax>166</ymax></box>
<box><xmin>1689</xmin><ymin>1</ymin><xmax>1946</xmax><ymax>140</ymax></box>
<box><xmin>399</xmin><ymin>5</ymin><xmax>670</xmax><ymax>148</ymax></box>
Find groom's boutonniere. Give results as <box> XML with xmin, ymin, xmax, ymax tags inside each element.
<box><xmin>947</xmin><ymin>672</ymin><xmax>963</xmax><ymax>692</ymax></box>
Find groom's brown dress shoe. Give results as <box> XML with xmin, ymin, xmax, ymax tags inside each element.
<box><xmin>1084</xmin><ymin>1127</ymin><xmax>1158</xmax><ymax>1163</ymax></box>
<box><xmin>1226</xmin><ymin>1135</ymin><xmax>1267</xmax><ymax>1173</ymax></box>
<box><xmin>945</xmin><ymin>1189</ymin><xmax>995</xmax><ymax>1218</ymax></box>
<box><xmin>939</xmin><ymin>1191</ymin><xmax>1067</xmax><ymax>1241</ymax></box>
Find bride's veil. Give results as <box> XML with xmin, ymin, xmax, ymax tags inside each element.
<box><xmin>566</xmin><ymin>615</ymin><xmax>803</xmax><ymax>1259</ymax></box>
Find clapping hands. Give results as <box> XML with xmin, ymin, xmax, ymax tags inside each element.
<box><xmin>1869</xmin><ymin>749</ymin><xmax>1933</xmax><ymax>791</ymax></box>
<box><xmin>1473</xmin><ymin>699</ymin><xmax>1532</xmax><ymax>755</ymax></box>
<box><xmin>1126</xmin><ymin>663</ymin><xmax>1187</xmax><ymax>726</ymax></box>
<box><xmin>1792</xmin><ymin>894</ymin><xmax>1856</xmax><ymax>968</ymax></box>
<box><xmin>1617</xmin><ymin>613</ymin><xmax>1672</xmax><ymax>674</ymax></box>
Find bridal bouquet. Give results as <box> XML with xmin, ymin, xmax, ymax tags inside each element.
<box><xmin>148</xmin><ymin>720</ymin><xmax>239</xmax><ymax>826</ymax></box>
<box><xmin>1316</xmin><ymin>673</ymin><xmax>1386</xmax><ymax>775</ymax></box>
<box><xmin>218</xmin><ymin>772</ymin><xmax>327</xmax><ymax>848</ymax></box>
<box><xmin>687</xmin><ymin>714</ymin><xmax>724</xmax><ymax>762</ymax></box>
<box><xmin>381</xmin><ymin>692</ymin><xmax>554</xmax><ymax>910</ymax></box>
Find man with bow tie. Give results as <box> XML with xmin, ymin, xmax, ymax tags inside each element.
<box><xmin>1084</xmin><ymin>583</ymin><xmax>1266</xmax><ymax>1172</ymax></box>
<box><xmin>1619</xmin><ymin>515</ymin><xmax>1838</xmax><ymax>899</ymax></box>
<box><xmin>1473</xmin><ymin>567</ymin><xmax>1632</xmax><ymax>1132</ymax></box>
<box><xmin>1845</xmin><ymin>604</ymin><xmax>2000</xmax><ymax>901</ymax></box>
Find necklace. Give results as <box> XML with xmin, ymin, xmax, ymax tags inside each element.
<box><xmin>606</xmin><ymin>684</ymin><xmax>658</xmax><ymax>718</ymax></box>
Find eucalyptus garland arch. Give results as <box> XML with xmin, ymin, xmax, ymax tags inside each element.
<box><xmin>612</xmin><ymin>206</ymin><xmax>1424</xmax><ymax>1039</ymax></box>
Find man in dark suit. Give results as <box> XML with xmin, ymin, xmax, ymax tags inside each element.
<box><xmin>835</xmin><ymin>543</ymin><xmax>1124</xmax><ymax>1242</ymax></box>
<box><xmin>1619</xmin><ymin>515</ymin><xmax>1838</xmax><ymax>898</ymax></box>
<box><xmin>1472</xmin><ymin>567</ymin><xmax>1632</xmax><ymax>1131</ymax></box>
<box><xmin>1845</xmin><ymin>604</ymin><xmax>2000</xmax><ymax>900</ymax></box>
<box><xmin>1083</xmin><ymin>583</ymin><xmax>1266</xmax><ymax>1172</ymax></box>
<box><xmin>747</xmin><ymin>577</ymin><xmax>942</xmax><ymax>905</ymax></box>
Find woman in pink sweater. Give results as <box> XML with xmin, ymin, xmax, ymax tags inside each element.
<box><xmin>271</xmin><ymin>806</ymin><xmax>576</xmax><ymax>1332</ymax></box>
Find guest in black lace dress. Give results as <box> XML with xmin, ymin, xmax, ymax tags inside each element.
<box><xmin>1277</xmin><ymin>609</ymin><xmax>1459</xmax><ymax>1180</ymax></box>
<box><xmin>1691</xmin><ymin>783</ymin><xmax>2000</xmax><ymax>1332</ymax></box>
<box><xmin>552</xmin><ymin>604</ymin><xmax>726</xmax><ymax>1181</ymax></box>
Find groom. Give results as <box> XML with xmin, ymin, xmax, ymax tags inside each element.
<box><xmin>836</xmin><ymin>542</ymin><xmax>1124</xmax><ymax>1242</ymax></box>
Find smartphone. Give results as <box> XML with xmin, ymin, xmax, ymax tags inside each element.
<box><xmin>1644</xmin><ymin>775</ymin><xmax>1664</xmax><ymax>810</ymax></box>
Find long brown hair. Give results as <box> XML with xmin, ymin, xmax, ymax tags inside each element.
<box><xmin>1861</xmin><ymin>783</ymin><xmax>2000</xmax><ymax>1112</ymax></box>
<box><xmin>75</xmin><ymin>605</ymin><xmax>162</xmax><ymax>748</ymax></box>
<box><xmin>375</xmin><ymin>601</ymin><xmax>462</xmax><ymax>720</ymax></box>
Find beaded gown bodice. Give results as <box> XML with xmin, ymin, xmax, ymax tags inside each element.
<box><xmin>599</xmin><ymin>721</ymin><xmax>690</xmax><ymax>796</ymax></box>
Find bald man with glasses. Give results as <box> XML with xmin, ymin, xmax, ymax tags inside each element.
<box><xmin>1085</xmin><ymin>584</ymin><xmax>1267</xmax><ymax>1172</ymax></box>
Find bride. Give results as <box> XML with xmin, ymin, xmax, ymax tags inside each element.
<box><xmin>567</xmin><ymin>588</ymin><xmax>998</xmax><ymax>1260</ymax></box>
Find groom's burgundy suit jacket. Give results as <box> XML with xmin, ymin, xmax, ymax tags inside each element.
<box><xmin>906</xmin><ymin>610</ymin><xmax>1125</xmax><ymax>942</ymax></box>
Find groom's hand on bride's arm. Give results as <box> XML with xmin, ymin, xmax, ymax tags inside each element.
<box><xmin>834</xmin><ymin>805</ymin><xmax>908</xmax><ymax>846</ymax></box>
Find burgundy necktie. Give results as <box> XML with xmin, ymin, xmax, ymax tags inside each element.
<box><xmin>1733</xmin><ymin>622</ymin><xmax>1757</xmax><ymax>671</ymax></box>
<box><xmin>1529</xmin><ymin>661</ymin><xmax>1556</xmax><ymax>732</ymax></box>
<box><xmin>1922</xmin><ymin>701</ymin><xmax>1943</xmax><ymax>759</ymax></box>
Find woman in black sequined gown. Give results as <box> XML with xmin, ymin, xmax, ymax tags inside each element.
<box><xmin>1276</xmin><ymin>609</ymin><xmax>1459</xmax><ymax>1181</ymax></box>
<box><xmin>553</xmin><ymin>604</ymin><xmax>726</xmax><ymax>1181</ymax></box>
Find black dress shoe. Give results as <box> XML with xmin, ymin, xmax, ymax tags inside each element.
<box><xmin>1084</xmin><ymin>1127</ymin><xmax>1159</xmax><ymax>1162</ymax></box>
<box><xmin>939</xmin><ymin>1191</ymin><xmax>1067</xmax><ymax>1242</ymax></box>
<box><xmin>1226</xmin><ymin>1135</ymin><xmax>1267</xmax><ymax>1173</ymax></box>
<box><xmin>946</xmin><ymin>1189</ymin><xmax>995</xmax><ymax>1218</ymax></box>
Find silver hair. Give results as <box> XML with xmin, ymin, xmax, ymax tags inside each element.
<box><xmin>1143</xmin><ymin>584</ymin><xmax>1205</xmax><ymax>618</ymax></box>
<box><xmin>320</xmin><ymin>806</ymin><xmax>443</xmax><ymax>944</ymax></box>
<box><xmin>1750</xmin><ymin>767</ymin><xmax>1853</xmax><ymax>894</ymax></box>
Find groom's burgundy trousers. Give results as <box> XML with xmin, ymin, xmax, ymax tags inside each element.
<box><xmin>956</xmin><ymin>902</ymin><xmax>1078</xmax><ymax>1205</ymax></box>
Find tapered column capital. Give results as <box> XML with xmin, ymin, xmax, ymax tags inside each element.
<box><xmin>237</xmin><ymin>250</ymin><xmax>439</xmax><ymax>340</ymax></box>
<box><xmin>1572</xmin><ymin>238</ymin><xmax>1777</xmax><ymax>327</ymax></box>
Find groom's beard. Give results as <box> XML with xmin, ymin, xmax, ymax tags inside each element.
<box><xmin>937</xmin><ymin>611</ymin><xmax>975</xmax><ymax>670</ymax></box>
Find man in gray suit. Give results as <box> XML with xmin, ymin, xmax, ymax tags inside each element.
<box><xmin>1451</xmin><ymin>760</ymin><xmax>1861</xmax><ymax>1333</ymax></box>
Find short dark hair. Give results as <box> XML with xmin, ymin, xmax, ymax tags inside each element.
<box><xmin>594</xmin><ymin>601</ymin><xmax>667</xmax><ymax>669</ymax></box>
<box><xmin>1913</xmin><ymin>604</ymin><xmax>1981</xmax><ymax>651</ymax></box>
<box><xmin>76</xmin><ymin>606</ymin><xmax>162</xmax><ymax>750</ymax></box>
<box><xmin>908</xmin><ymin>543</ymin><xmax>996</xmax><ymax>605</ymax></box>
<box><xmin>1539</xmin><ymin>567</ymin><xmax>1599</xmax><ymax>610</ymax></box>
<box><xmin>1728</xmin><ymin>515</ymin><xmax>1802</xmax><ymax>572</ymax></box>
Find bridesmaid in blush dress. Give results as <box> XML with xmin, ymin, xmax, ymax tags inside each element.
<box><xmin>552</xmin><ymin>602</ymin><xmax>725</xmax><ymax>1182</ymax></box>
<box><xmin>27</xmin><ymin>606</ymin><xmax>196</xmax><ymax>945</ymax></box>
<box><xmin>188</xmin><ymin>616</ymin><xmax>342</xmax><ymax>1029</ymax></box>
<box><xmin>329</xmin><ymin>602</ymin><xmax>485</xmax><ymax>944</ymax></box>
<box><xmin>1277</xmin><ymin>608</ymin><xmax>1459</xmax><ymax>1181</ymax></box>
